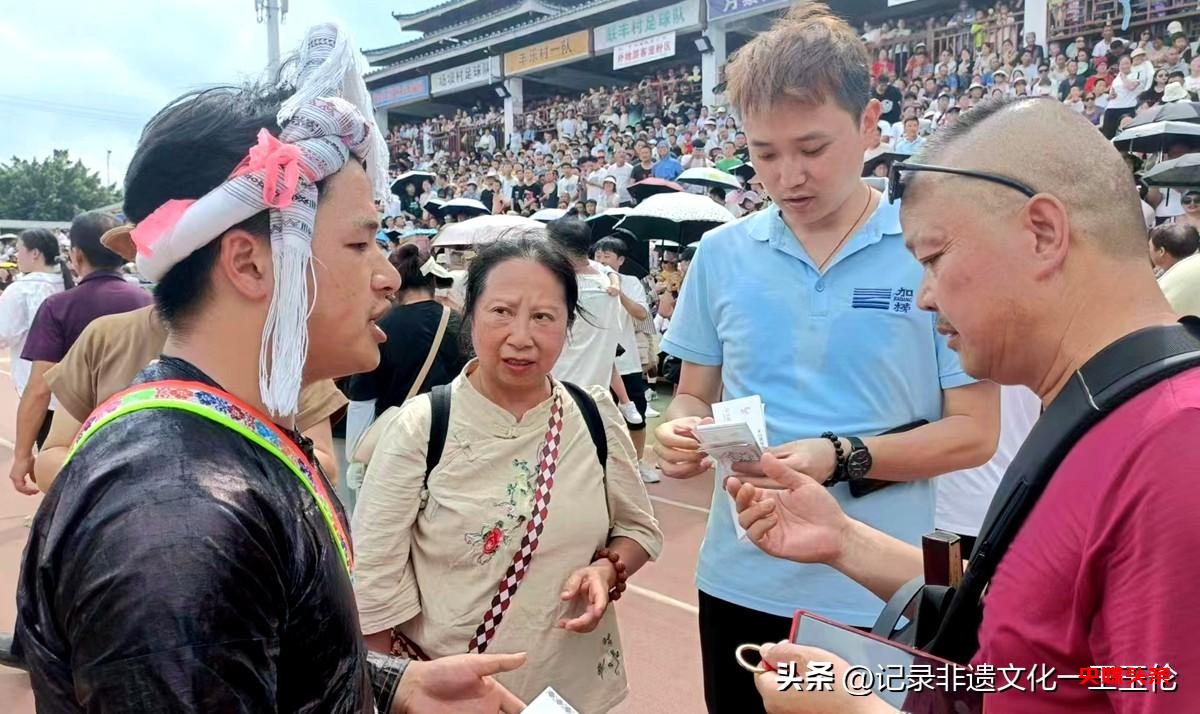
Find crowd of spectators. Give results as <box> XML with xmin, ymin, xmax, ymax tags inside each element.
<box><xmin>375</xmin><ymin>4</ymin><xmax>1200</xmax><ymax>232</ymax></box>
<box><xmin>378</xmin><ymin>62</ymin><xmax>756</xmax><ymax>227</ymax></box>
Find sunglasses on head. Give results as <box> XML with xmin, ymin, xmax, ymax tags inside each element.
<box><xmin>888</xmin><ymin>161</ymin><xmax>1038</xmax><ymax>203</ymax></box>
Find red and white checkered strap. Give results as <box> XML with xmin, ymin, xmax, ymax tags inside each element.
<box><xmin>468</xmin><ymin>391</ymin><xmax>565</xmax><ymax>653</ymax></box>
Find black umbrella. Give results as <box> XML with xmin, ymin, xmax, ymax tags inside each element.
<box><xmin>863</xmin><ymin>151</ymin><xmax>912</xmax><ymax>177</ymax></box>
<box><xmin>1112</xmin><ymin>121</ymin><xmax>1200</xmax><ymax>153</ymax></box>
<box><xmin>1141</xmin><ymin>153</ymin><xmax>1200</xmax><ymax>188</ymax></box>
<box><xmin>607</xmin><ymin>228</ymin><xmax>651</xmax><ymax>280</ymax></box>
<box><xmin>423</xmin><ymin>198</ymin><xmax>446</xmax><ymax>222</ymax></box>
<box><xmin>614</xmin><ymin>192</ymin><xmax>735</xmax><ymax>246</ymax></box>
<box><xmin>585</xmin><ymin>208</ymin><xmax>632</xmax><ymax>240</ymax></box>
<box><xmin>1126</xmin><ymin>101</ymin><xmax>1200</xmax><ymax>129</ymax></box>
<box><xmin>390</xmin><ymin>170</ymin><xmax>435</xmax><ymax>197</ymax></box>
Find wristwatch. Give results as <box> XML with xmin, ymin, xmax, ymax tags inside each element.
<box><xmin>843</xmin><ymin>436</ymin><xmax>873</xmax><ymax>481</ymax></box>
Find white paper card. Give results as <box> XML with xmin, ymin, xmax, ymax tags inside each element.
<box><xmin>711</xmin><ymin>396</ymin><xmax>768</xmax><ymax>448</ymax></box>
<box><xmin>709</xmin><ymin>395</ymin><xmax>768</xmax><ymax>542</ymax></box>
<box><xmin>524</xmin><ymin>686</ymin><xmax>580</xmax><ymax>714</ymax></box>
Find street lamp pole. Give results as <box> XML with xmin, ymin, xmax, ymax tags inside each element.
<box><xmin>255</xmin><ymin>0</ymin><xmax>287</xmax><ymax>76</ymax></box>
<box><xmin>106</xmin><ymin>150</ymin><xmax>111</xmax><ymax>186</ymax></box>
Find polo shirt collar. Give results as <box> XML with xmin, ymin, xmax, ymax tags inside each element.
<box><xmin>77</xmin><ymin>269</ymin><xmax>124</xmax><ymax>285</ymax></box>
<box><xmin>758</xmin><ymin>191</ymin><xmax>904</xmax><ymax>270</ymax></box>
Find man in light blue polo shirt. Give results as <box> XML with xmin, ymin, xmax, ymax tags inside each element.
<box><xmin>652</xmin><ymin>5</ymin><xmax>999</xmax><ymax>714</ymax></box>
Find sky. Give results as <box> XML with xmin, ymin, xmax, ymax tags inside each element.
<box><xmin>0</xmin><ymin>0</ymin><xmax>440</xmax><ymax>190</ymax></box>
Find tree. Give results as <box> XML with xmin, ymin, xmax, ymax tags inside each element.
<box><xmin>0</xmin><ymin>150</ymin><xmax>123</xmax><ymax>221</ymax></box>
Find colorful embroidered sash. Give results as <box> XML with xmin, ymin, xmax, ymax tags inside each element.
<box><xmin>392</xmin><ymin>389</ymin><xmax>564</xmax><ymax>658</ymax></box>
<box><xmin>64</xmin><ymin>379</ymin><xmax>353</xmax><ymax>578</ymax></box>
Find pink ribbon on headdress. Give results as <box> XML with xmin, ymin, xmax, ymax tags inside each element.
<box><xmin>128</xmin><ymin>198</ymin><xmax>196</xmax><ymax>258</ymax></box>
<box><xmin>234</xmin><ymin>128</ymin><xmax>308</xmax><ymax>208</ymax></box>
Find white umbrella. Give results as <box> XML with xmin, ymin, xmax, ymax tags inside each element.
<box><xmin>1112</xmin><ymin>121</ymin><xmax>1200</xmax><ymax>153</ymax></box>
<box><xmin>432</xmin><ymin>215</ymin><xmax>545</xmax><ymax>249</ymax></box>
<box><xmin>440</xmin><ymin>197</ymin><xmax>491</xmax><ymax>218</ymax></box>
<box><xmin>614</xmin><ymin>192</ymin><xmax>735</xmax><ymax>245</ymax></box>
<box><xmin>530</xmin><ymin>208</ymin><xmax>569</xmax><ymax>223</ymax></box>
<box><xmin>676</xmin><ymin>166</ymin><xmax>742</xmax><ymax>192</ymax></box>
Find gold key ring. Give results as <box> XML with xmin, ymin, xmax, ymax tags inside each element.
<box><xmin>734</xmin><ymin>643</ymin><xmax>770</xmax><ymax>674</ymax></box>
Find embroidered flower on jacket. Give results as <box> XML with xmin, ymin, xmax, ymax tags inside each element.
<box><xmin>482</xmin><ymin>527</ymin><xmax>504</xmax><ymax>554</ymax></box>
<box><xmin>462</xmin><ymin>458</ymin><xmax>538</xmax><ymax>564</ymax></box>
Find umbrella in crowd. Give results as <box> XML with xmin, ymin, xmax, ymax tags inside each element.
<box><xmin>676</xmin><ymin>166</ymin><xmax>742</xmax><ymax>192</ymax></box>
<box><xmin>432</xmin><ymin>214</ymin><xmax>544</xmax><ymax>249</ymax></box>
<box><xmin>530</xmin><ymin>208</ymin><xmax>569</xmax><ymax>223</ymax></box>
<box><xmin>604</xmin><ymin>228</ymin><xmax>651</xmax><ymax>280</ymax></box>
<box><xmin>585</xmin><ymin>207</ymin><xmax>632</xmax><ymax>239</ymax></box>
<box><xmin>715</xmin><ymin>159</ymin><xmax>756</xmax><ymax>182</ymax></box>
<box><xmin>1112</xmin><ymin>121</ymin><xmax>1200</xmax><ymax>153</ymax></box>
<box><xmin>863</xmin><ymin>151</ymin><xmax>911</xmax><ymax>177</ymax></box>
<box><xmin>1141</xmin><ymin>153</ymin><xmax>1200</xmax><ymax>188</ymax></box>
<box><xmin>440</xmin><ymin>197</ymin><xmax>491</xmax><ymax>219</ymax></box>
<box><xmin>423</xmin><ymin>197</ymin><xmax>446</xmax><ymax>221</ymax></box>
<box><xmin>628</xmin><ymin>178</ymin><xmax>685</xmax><ymax>203</ymax></box>
<box><xmin>1126</xmin><ymin>102</ymin><xmax>1200</xmax><ymax>129</ymax></box>
<box><xmin>614</xmin><ymin>192</ymin><xmax>735</xmax><ymax>246</ymax></box>
<box><xmin>390</xmin><ymin>170</ymin><xmax>435</xmax><ymax>197</ymax></box>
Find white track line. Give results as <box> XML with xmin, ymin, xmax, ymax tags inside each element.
<box><xmin>648</xmin><ymin>494</ymin><xmax>710</xmax><ymax>515</ymax></box>
<box><xmin>627</xmin><ymin>583</ymin><xmax>699</xmax><ymax>615</ymax></box>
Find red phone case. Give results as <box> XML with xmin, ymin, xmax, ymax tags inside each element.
<box><xmin>787</xmin><ymin>610</ymin><xmax>985</xmax><ymax>714</ymax></box>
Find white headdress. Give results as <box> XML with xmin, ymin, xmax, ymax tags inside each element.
<box><xmin>102</xmin><ymin>23</ymin><xmax>388</xmax><ymax>417</ymax></box>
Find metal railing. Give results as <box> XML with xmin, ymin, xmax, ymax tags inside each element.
<box><xmin>1049</xmin><ymin>0</ymin><xmax>1200</xmax><ymax>41</ymax></box>
<box><xmin>869</xmin><ymin>11</ymin><xmax>1026</xmax><ymax>71</ymax></box>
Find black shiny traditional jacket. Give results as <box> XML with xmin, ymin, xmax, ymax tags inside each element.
<box><xmin>16</xmin><ymin>357</ymin><xmax>380</xmax><ymax>713</ymax></box>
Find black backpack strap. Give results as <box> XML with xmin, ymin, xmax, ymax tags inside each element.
<box><xmin>424</xmin><ymin>384</ymin><xmax>452</xmax><ymax>489</ymax></box>
<box><xmin>562</xmin><ymin>381</ymin><xmax>608</xmax><ymax>475</ymax></box>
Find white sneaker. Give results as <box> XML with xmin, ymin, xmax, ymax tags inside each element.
<box><xmin>644</xmin><ymin>405</ymin><xmax>661</xmax><ymax>419</ymax></box>
<box><xmin>645</xmin><ymin>388</ymin><xmax>658</xmax><ymax>402</ymax></box>
<box><xmin>619</xmin><ymin>401</ymin><xmax>644</xmax><ymax>424</ymax></box>
<box><xmin>640</xmin><ymin>463</ymin><xmax>661</xmax><ymax>483</ymax></box>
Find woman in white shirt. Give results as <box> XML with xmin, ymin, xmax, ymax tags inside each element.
<box><xmin>0</xmin><ymin>229</ymin><xmax>73</xmax><ymax>446</ymax></box>
<box><xmin>599</xmin><ymin>176</ymin><xmax>621</xmax><ymax>211</ymax></box>
<box><xmin>1185</xmin><ymin>56</ymin><xmax>1200</xmax><ymax>95</ymax></box>
<box><xmin>1102</xmin><ymin>56</ymin><xmax>1142</xmax><ymax>138</ymax></box>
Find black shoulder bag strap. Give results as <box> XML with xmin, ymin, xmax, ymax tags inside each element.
<box><xmin>562</xmin><ymin>381</ymin><xmax>608</xmax><ymax>476</ymax></box>
<box><xmin>878</xmin><ymin>318</ymin><xmax>1200</xmax><ymax>663</ymax></box>
<box><xmin>424</xmin><ymin>384</ymin><xmax>452</xmax><ymax>488</ymax></box>
<box><xmin>423</xmin><ymin>381</ymin><xmax>608</xmax><ymax>489</ymax></box>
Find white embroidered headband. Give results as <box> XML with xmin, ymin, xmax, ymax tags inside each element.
<box><xmin>101</xmin><ymin>23</ymin><xmax>389</xmax><ymax>417</ymax></box>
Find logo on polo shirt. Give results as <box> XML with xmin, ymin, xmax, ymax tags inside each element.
<box><xmin>853</xmin><ymin>287</ymin><xmax>915</xmax><ymax>313</ymax></box>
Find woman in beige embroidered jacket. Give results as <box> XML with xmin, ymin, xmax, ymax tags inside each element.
<box><xmin>352</xmin><ymin>233</ymin><xmax>663</xmax><ymax>712</ymax></box>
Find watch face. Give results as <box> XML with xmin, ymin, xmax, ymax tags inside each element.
<box><xmin>847</xmin><ymin>450</ymin><xmax>872</xmax><ymax>479</ymax></box>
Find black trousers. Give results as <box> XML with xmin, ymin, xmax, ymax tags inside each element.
<box><xmin>698</xmin><ymin>590</ymin><xmax>793</xmax><ymax>714</ymax></box>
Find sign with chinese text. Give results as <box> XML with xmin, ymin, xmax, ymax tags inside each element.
<box><xmin>504</xmin><ymin>30</ymin><xmax>591</xmax><ymax>75</ymax></box>
<box><xmin>594</xmin><ymin>0</ymin><xmax>700</xmax><ymax>52</ymax></box>
<box><xmin>706</xmin><ymin>0</ymin><xmax>790</xmax><ymax>22</ymax></box>
<box><xmin>371</xmin><ymin>76</ymin><xmax>430</xmax><ymax>109</ymax></box>
<box><xmin>613</xmin><ymin>32</ymin><xmax>677</xmax><ymax>70</ymax></box>
<box><xmin>431</xmin><ymin>58</ymin><xmax>495</xmax><ymax>95</ymax></box>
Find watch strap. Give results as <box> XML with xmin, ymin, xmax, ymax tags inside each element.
<box><xmin>845</xmin><ymin>436</ymin><xmax>871</xmax><ymax>480</ymax></box>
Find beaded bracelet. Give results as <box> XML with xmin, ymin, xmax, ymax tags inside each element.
<box><xmin>592</xmin><ymin>547</ymin><xmax>629</xmax><ymax>601</ymax></box>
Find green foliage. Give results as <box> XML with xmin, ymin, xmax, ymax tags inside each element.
<box><xmin>0</xmin><ymin>150</ymin><xmax>122</xmax><ymax>221</ymax></box>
